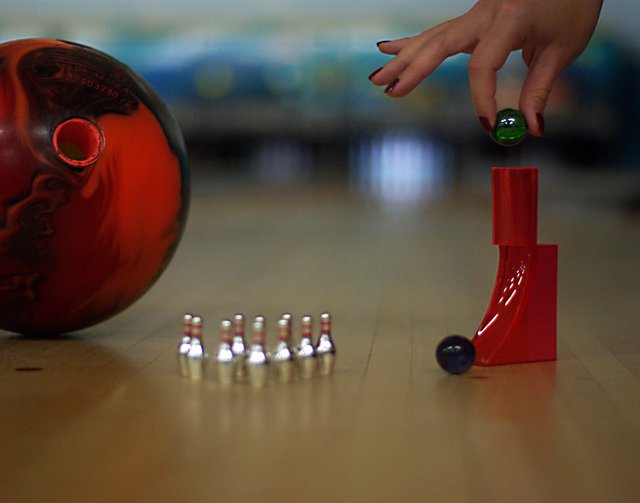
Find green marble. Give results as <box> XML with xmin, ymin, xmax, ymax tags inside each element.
<box><xmin>491</xmin><ymin>108</ymin><xmax>527</xmax><ymax>146</ymax></box>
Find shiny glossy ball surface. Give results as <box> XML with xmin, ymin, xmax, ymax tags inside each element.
<box><xmin>0</xmin><ymin>38</ymin><xmax>189</xmax><ymax>335</ymax></box>
<box><xmin>491</xmin><ymin>108</ymin><xmax>527</xmax><ymax>146</ymax></box>
<box><xmin>435</xmin><ymin>335</ymin><xmax>476</xmax><ymax>374</ymax></box>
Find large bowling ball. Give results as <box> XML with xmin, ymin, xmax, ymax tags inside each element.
<box><xmin>0</xmin><ymin>38</ymin><xmax>189</xmax><ymax>335</ymax></box>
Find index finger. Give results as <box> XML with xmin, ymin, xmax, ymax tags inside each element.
<box><xmin>467</xmin><ymin>24</ymin><xmax>524</xmax><ymax>127</ymax></box>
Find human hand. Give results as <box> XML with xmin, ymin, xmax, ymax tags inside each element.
<box><xmin>369</xmin><ymin>0</ymin><xmax>603</xmax><ymax>136</ymax></box>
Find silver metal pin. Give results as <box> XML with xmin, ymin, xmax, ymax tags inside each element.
<box><xmin>187</xmin><ymin>315</ymin><xmax>206</xmax><ymax>380</ymax></box>
<box><xmin>246</xmin><ymin>317</ymin><xmax>269</xmax><ymax>388</ymax></box>
<box><xmin>232</xmin><ymin>313</ymin><xmax>247</xmax><ymax>378</ymax></box>
<box><xmin>273</xmin><ymin>317</ymin><xmax>296</xmax><ymax>383</ymax></box>
<box><xmin>215</xmin><ymin>319</ymin><xmax>235</xmax><ymax>386</ymax></box>
<box><xmin>316</xmin><ymin>312</ymin><xmax>336</xmax><ymax>375</ymax></box>
<box><xmin>296</xmin><ymin>314</ymin><xmax>317</xmax><ymax>379</ymax></box>
<box><xmin>178</xmin><ymin>313</ymin><xmax>193</xmax><ymax>377</ymax></box>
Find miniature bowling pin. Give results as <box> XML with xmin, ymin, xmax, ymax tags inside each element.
<box><xmin>316</xmin><ymin>312</ymin><xmax>336</xmax><ymax>375</ymax></box>
<box><xmin>273</xmin><ymin>317</ymin><xmax>296</xmax><ymax>383</ymax></box>
<box><xmin>187</xmin><ymin>316</ymin><xmax>207</xmax><ymax>379</ymax></box>
<box><xmin>177</xmin><ymin>313</ymin><xmax>193</xmax><ymax>377</ymax></box>
<box><xmin>215</xmin><ymin>319</ymin><xmax>235</xmax><ymax>385</ymax></box>
<box><xmin>280</xmin><ymin>312</ymin><xmax>293</xmax><ymax>328</ymax></box>
<box><xmin>246</xmin><ymin>317</ymin><xmax>269</xmax><ymax>388</ymax></box>
<box><xmin>296</xmin><ymin>315</ymin><xmax>317</xmax><ymax>379</ymax></box>
<box><xmin>232</xmin><ymin>313</ymin><xmax>247</xmax><ymax>378</ymax></box>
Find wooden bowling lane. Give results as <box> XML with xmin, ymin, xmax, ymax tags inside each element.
<box><xmin>1</xmin><ymin>173</ymin><xmax>639</xmax><ymax>502</ymax></box>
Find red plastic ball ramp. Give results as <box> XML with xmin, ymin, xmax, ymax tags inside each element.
<box><xmin>472</xmin><ymin>168</ymin><xmax>557</xmax><ymax>366</ymax></box>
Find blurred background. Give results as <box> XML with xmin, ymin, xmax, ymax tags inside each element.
<box><xmin>2</xmin><ymin>0</ymin><xmax>640</xmax><ymax>207</ymax></box>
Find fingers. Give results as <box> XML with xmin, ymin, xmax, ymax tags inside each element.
<box><xmin>376</xmin><ymin>20</ymin><xmax>454</xmax><ymax>55</ymax></box>
<box><xmin>519</xmin><ymin>52</ymin><xmax>564</xmax><ymax>136</ymax></box>
<box><xmin>376</xmin><ymin>37</ymin><xmax>414</xmax><ymax>56</ymax></box>
<box><xmin>371</xmin><ymin>4</ymin><xmax>569</xmax><ymax>139</ymax></box>
<box><xmin>371</xmin><ymin>20</ymin><xmax>477</xmax><ymax>98</ymax></box>
<box><xmin>369</xmin><ymin>38</ymin><xmax>425</xmax><ymax>93</ymax></box>
<box><xmin>373</xmin><ymin>38</ymin><xmax>448</xmax><ymax>97</ymax></box>
<box><xmin>467</xmin><ymin>20</ymin><xmax>524</xmax><ymax>129</ymax></box>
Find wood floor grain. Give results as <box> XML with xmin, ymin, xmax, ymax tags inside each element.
<box><xmin>1</xmin><ymin>171</ymin><xmax>639</xmax><ymax>503</ymax></box>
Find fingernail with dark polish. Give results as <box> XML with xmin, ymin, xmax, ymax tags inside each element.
<box><xmin>368</xmin><ymin>67</ymin><xmax>382</xmax><ymax>81</ymax></box>
<box><xmin>536</xmin><ymin>113</ymin><xmax>545</xmax><ymax>135</ymax></box>
<box><xmin>384</xmin><ymin>79</ymin><xmax>399</xmax><ymax>94</ymax></box>
<box><xmin>479</xmin><ymin>116</ymin><xmax>492</xmax><ymax>133</ymax></box>
<box><xmin>376</xmin><ymin>40</ymin><xmax>391</xmax><ymax>48</ymax></box>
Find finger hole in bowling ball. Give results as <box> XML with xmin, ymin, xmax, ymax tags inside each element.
<box><xmin>53</xmin><ymin>117</ymin><xmax>104</xmax><ymax>168</ymax></box>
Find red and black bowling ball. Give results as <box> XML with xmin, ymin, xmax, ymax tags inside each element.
<box><xmin>0</xmin><ymin>38</ymin><xmax>189</xmax><ymax>334</ymax></box>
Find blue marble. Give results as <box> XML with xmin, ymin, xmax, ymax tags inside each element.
<box><xmin>435</xmin><ymin>335</ymin><xmax>475</xmax><ymax>374</ymax></box>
